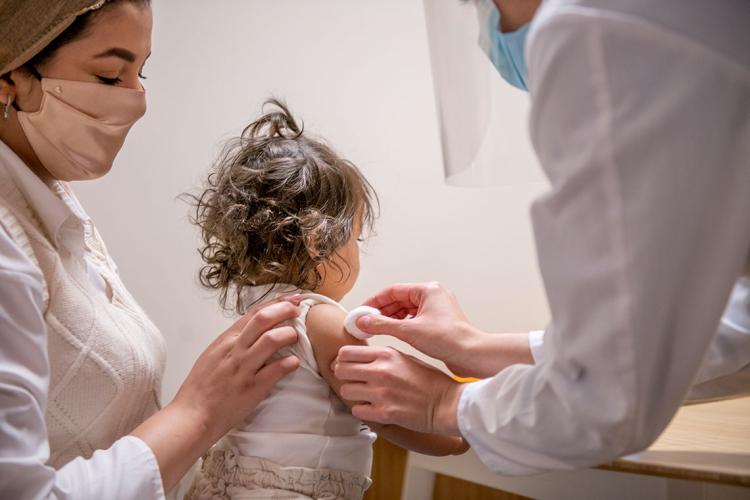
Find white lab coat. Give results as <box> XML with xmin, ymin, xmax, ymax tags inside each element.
<box><xmin>457</xmin><ymin>0</ymin><xmax>750</xmax><ymax>475</ymax></box>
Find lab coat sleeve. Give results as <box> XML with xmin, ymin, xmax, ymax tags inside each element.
<box><xmin>527</xmin><ymin>330</ymin><xmax>546</xmax><ymax>364</ymax></box>
<box><xmin>527</xmin><ymin>277</ymin><xmax>750</xmax><ymax>402</ymax></box>
<box><xmin>458</xmin><ymin>10</ymin><xmax>750</xmax><ymax>474</ymax></box>
<box><xmin>686</xmin><ymin>277</ymin><xmax>750</xmax><ymax>402</ymax></box>
<box><xmin>0</xmin><ymin>226</ymin><xmax>165</xmax><ymax>499</ymax></box>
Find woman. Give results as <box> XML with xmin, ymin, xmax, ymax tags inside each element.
<box><xmin>0</xmin><ymin>1</ymin><xmax>302</xmax><ymax>497</ymax></box>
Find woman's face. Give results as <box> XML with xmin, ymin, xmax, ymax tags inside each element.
<box><xmin>13</xmin><ymin>2</ymin><xmax>152</xmax><ymax>113</ymax></box>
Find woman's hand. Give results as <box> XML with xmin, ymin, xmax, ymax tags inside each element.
<box><xmin>169</xmin><ymin>297</ymin><xmax>302</xmax><ymax>438</ymax></box>
<box><xmin>333</xmin><ymin>345</ymin><xmax>465</xmax><ymax>436</ymax></box>
<box><xmin>131</xmin><ymin>296</ymin><xmax>302</xmax><ymax>492</ymax></box>
<box><xmin>356</xmin><ymin>282</ymin><xmax>534</xmax><ymax>378</ymax></box>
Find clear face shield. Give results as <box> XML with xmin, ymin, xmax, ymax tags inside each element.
<box><xmin>423</xmin><ymin>0</ymin><xmax>541</xmax><ymax>187</ymax></box>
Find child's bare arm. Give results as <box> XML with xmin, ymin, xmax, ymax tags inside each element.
<box><xmin>373</xmin><ymin>424</ymin><xmax>469</xmax><ymax>456</ymax></box>
<box><xmin>306</xmin><ymin>303</ymin><xmax>368</xmax><ymax>405</ymax></box>
<box><xmin>306</xmin><ymin>303</ymin><xmax>469</xmax><ymax>456</ymax></box>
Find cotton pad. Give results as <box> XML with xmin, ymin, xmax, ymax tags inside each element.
<box><xmin>344</xmin><ymin>306</ymin><xmax>381</xmax><ymax>340</ymax></box>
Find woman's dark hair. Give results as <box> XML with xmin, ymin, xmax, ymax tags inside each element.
<box><xmin>1</xmin><ymin>0</ymin><xmax>150</xmax><ymax>87</ymax></box>
<box><xmin>26</xmin><ymin>0</ymin><xmax>151</xmax><ymax>70</ymax></box>
<box><xmin>1</xmin><ymin>0</ymin><xmax>151</xmax><ymax>106</ymax></box>
<box><xmin>189</xmin><ymin>99</ymin><xmax>378</xmax><ymax>314</ymax></box>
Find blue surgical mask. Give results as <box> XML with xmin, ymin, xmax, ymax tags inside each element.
<box><xmin>477</xmin><ymin>0</ymin><xmax>531</xmax><ymax>91</ymax></box>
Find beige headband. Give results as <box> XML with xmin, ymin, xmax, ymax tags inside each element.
<box><xmin>0</xmin><ymin>0</ymin><xmax>106</xmax><ymax>76</ymax></box>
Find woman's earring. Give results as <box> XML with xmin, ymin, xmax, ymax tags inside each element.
<box><xmin>3</xmin><ymin>95</ymin><xmax>13</xmax><ymax>120</ymax></box>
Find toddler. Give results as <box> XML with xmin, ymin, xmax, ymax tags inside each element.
<box><xmin>186</xmin><ymin>100</ymin><xmax>467</xmax><ymax>500</ymax></box>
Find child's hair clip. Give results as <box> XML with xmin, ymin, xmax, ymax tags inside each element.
<box><xmin>344</xmin><ymin>306</ymin><xmax>382</xmax><ymax>340</ymax></box>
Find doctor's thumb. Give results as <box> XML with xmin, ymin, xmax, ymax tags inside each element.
<box><xmin>357</xmin><ymin>314</ymin><xmax>415</xmax><ymax>342</ymax></box>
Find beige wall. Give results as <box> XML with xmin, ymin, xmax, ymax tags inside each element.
<box><xmin>75</xmin><ymin>0</ymin><xmax>549</xmax><ymax>401</ymax></box>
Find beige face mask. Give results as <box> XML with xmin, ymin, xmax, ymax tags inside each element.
<box><xmin>17</xmin><ymin>78</ymin><xmax>146</xmax><ymax>181</ymax></box>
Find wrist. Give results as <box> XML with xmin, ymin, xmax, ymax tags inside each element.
<box><xmin>462</xmin><ymin>331</ymin><xmax>534</xmax><ymax>379</ymax></box>
<box><xmin>162</xmin><ymin>399</ymin><xmax>218</xmax><ymax>447</ymax></box>
<box><xmin>130</xmin><ymin>401</ymin><xmax>220</xmax><ymax>492</ymax></box>
<box><xmin>448</xmin><ymin>322</ymin><xmax>487</xmax><ymax>377</ymax></box>
<box><xmin>433</xmin><ymin>381</ymin><xmax>465</xmax><ymax>436</ymax></box>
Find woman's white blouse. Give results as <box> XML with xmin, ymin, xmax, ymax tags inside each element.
<box><xmin>458</xmin><ymin>0</ymin><xmax>750</xmax><ymax>475</ymax></box>
<box><xmin>0</xmin><ymin>143</ymin><xmax>164</xmax><ymax>499</ymax></box>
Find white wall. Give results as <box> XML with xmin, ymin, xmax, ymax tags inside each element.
<box><xmin>75</xmin><ymin>0</ymin><xmax>550</xmax><ymax>401</ymax></box>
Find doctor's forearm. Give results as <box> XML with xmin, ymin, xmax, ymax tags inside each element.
<box><xmin>460</xmin><ymin>331</ymin><xmax>534</xmax><ymax>378</ymax></box>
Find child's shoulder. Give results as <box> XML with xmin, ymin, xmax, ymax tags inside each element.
<box><xmin>305</xmin><ymin>302</ymin><xmax>349</xmax><ymax>344</ymax></box>
<box><xmin>305</xmin><ymin>302</ymin><xmax>366</xmax><ymax>370</ymax></box>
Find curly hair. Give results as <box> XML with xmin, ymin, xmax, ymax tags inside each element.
<box><xmin>189</xmin><ymin>99</ymin><xmax>378</xmax><ymax>314</ymax></box>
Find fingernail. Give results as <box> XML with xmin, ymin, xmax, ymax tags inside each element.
<box><xmin>359</xmin><ymin>315</ymin><xmax>373</xmax><ymax>327</ymax></box>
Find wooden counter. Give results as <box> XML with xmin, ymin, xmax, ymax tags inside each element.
<box><xmin>400</xmin><ymin>397</ymin><xmax>750</xmax><ymax>499</ymax></box>
<box><xmin>602</xmin><ymin>396</ymin><xmax>750</xmax><ymax>487</ymax></box>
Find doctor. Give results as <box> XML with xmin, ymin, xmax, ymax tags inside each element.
<box><xmin>334</xmin><ymin>0</ymin><xmax>750</xmax><ymax>473</ymax></box>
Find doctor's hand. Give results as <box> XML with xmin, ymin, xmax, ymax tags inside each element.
<box><xmin>333</xmin><ymin>345</ymin><xmax>464</xmax><ymax>436</ymax></box>
<box><xmin>131</xmin><ymin>296</ymin><xmax>302</xmax><ymax>491</ymax></box>
<box><xmin>355</xmin><ymin>282</ymin><xmax>480</xmax><ymax>376</ymax></box>
<box><xmin>356</xmin><ymin>282</ymin><xmax>533</xmax><ymax>378</ymax></box>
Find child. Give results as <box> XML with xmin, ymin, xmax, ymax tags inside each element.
<box><xmin>185</xmin><ymin>100</ymin><xmax>467</xmax><ymax>500</ymax></box>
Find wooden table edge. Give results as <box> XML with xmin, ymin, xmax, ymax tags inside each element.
<box><xmin>597</xmin><ymin>461</ymin><xmax>750</xmax><ymax>488</ymax></box>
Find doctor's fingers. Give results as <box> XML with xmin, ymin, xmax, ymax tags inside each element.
<box><xmin>362</xmin><ymin>282</ymin><xmax>434</xmax><ymax>310</ymax></box>
<box><xmin>334</xmin><ymin>348</ymin><xmax>411</xmax><ymax>385</ymax></box>
<box><xmin>350</xmin><ymin>402</ymin><xmax>406</xmax><ymax>427</ymax></box>
<box><xmin>336</xmin><ymin>345</ymin><xmax>400</xmax><ymax>365</ymax></box>
<box><xmin>334</xmin><ymin>359</ymin><xmax>382</xmax><ymax>383</ymax></box>
<box><xmin>237</xmin><ymin>300</ymin><xmax>301</xmax><ymax>349</ymax></box>
<box><xmin>379</xmin><ymin>303</ymin><xmax>418</xmax><ymax>319</ymax></box>
<box><xmin>355</xmin><ymin>312</ymin><xmax>423</xmax><ymax>345</ymax></box>
<box><xmin>339</xmin><ymin>382</ymin><xmax>380</xmax><ymax>403</ymax></box>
